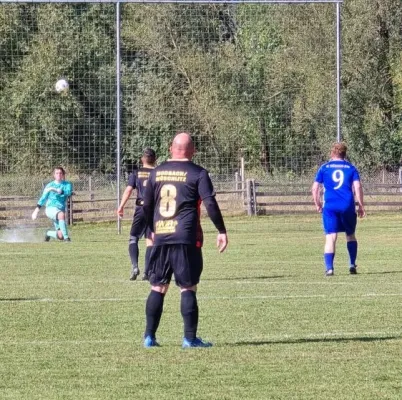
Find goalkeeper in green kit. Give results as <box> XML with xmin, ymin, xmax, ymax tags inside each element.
<box><xmin>32</xmin><ymin>167</ymin><xmax>73</xmax><ymax>242</ymax></box>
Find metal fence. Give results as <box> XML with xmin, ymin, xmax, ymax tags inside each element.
<box><xmin>0</xmin><ymin>0</ymin><xmax>343</xmax><ymax>220</ymax></box>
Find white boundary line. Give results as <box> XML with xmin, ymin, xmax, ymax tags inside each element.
<box><xmin>2</xmin><ymin>279</ymin><xmax>402</xmax><ymax>286</ymax></box>
<box><xmin>1</xmin><ymin>292</ymin><xmax>402</xmax><ymax>303</ymax></box>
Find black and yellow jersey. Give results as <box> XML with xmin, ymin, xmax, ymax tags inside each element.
<box><xmin>127</xmin><ymin>167</ymin><xmax>153</xmax><ymax>205</ymax></box>
<box><xmin>143</xmin><ymin>160</ymin><xmax>216</xmax><ymax>246</ymax></box>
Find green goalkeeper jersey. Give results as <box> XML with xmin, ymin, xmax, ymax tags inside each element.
<box><xmin>37</xmin><ymin>180</ymin><xmax>73</xmax><ymax>211</ymax></box>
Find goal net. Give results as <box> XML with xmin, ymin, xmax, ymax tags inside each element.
<box><xmin>0</xmin><ymin>1</ymin><xmax>340</xmax><ymax>196</ymax></box>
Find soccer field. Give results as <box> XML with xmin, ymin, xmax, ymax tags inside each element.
<box><xmin>0</xmin><ymin>214</ymin><xmax>401</xmax><ymax>400</ymax></box>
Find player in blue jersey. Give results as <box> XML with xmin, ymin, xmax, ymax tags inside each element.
<box><xmin>117</xmin><ymin>148</ymin><xmax>156</xmax><ymax>281</ymax></box>
<box><xmin>312</xmin><ymin>143</ymin><xmax>365</xmax><ymax>276</ymax></box>
<box><xmin>31</xmin><ymin>167</ymin><xmax>73</xmax><ymax>242</ymax></box>
<box><xmin>141</xmin><ymin>132</ymin><xmax>228</xmax><ymax>348</ymax></box>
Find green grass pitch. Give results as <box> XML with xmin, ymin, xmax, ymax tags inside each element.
<box><xmin>0</xmin><ymin>214</ymin><xmax>401</xmax><ymax>400</ymax></box>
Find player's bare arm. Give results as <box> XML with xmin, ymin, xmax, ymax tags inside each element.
<box><xmin>311</xmin><ymin>181</ymin><xmax>323</xmax><ymax>212</ymax></box>
<box><xmin>31</xmin><ymin>206</ymin><xmax>40</xmax><ymax>220</ymax></box>
<box><xmin>217</xmin><ymin>233</ymin><xmax>228</xmax><ymax>253</ymax></box>
<box><xmin>117</xmin><ymin>186</ymin><xmax>134</xmax><ymax>217</ymax></box>
<box><xmin>353</xmin><ymin>180</ymin><xmax>366</xmax><ymax>218</ymax></box>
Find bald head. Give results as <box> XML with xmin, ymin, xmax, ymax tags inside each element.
<box><xmin>170</xmin><ymin>132</ymin><xmax>195</xmax><ymax>160</ymax></box>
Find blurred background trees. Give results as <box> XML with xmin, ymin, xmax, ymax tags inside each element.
<box><xmin>0</xmin><ymin>1</ymin><xmax>401</xmax><ymax>180</ymax></box>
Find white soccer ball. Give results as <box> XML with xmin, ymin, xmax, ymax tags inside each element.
<box><xmin>55</xmin><ymin>79</ymin><xmax>69</xmax><ymax>93</ymax></box>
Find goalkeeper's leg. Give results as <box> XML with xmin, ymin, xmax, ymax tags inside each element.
<box><xmin>45</xmin><ymin>219</ymin><xmax>60</xmax><ymax>241</ymax></box>
<box><xmin>57</xmin><ymin>212</ymin><xmax>70</xmax><ymax>240</ymax></box>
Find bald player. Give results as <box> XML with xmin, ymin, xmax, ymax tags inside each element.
<box><xmin>142</xmin><ymin>132</ymin><xmax>228</xmax><ymax>348</ymax></box>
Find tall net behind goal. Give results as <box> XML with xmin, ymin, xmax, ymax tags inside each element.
<box><xmin>0</xmin><ymin>1</ymin><xmax>339</xmax><ymax>197</ymax></box>
<box><xmin>0</xmin><ymin>4</ymin><xmax>117</xmax><ymax>195</ymax></box>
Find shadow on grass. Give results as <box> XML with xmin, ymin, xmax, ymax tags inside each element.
<box><xmin>232</xmin><ymin>335</ymin><xmax>401</xmax><ymax>346</ymax></box>
<box><xmin>364</xmin><ymin>270</ymin><xmax>402</xmax><ymax>275</ymax></box>
<box><xmin>0</xmin><ymin>297</ymin><xmax>43</xmax><ymax>302</ymax></box>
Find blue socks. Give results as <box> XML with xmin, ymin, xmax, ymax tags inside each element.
<box><xmin>324</xmin><ymin>253</ymin><xmax>335</xmax><ymax>271</ymax></box>
<box><xmin>347</xmin><ymin>241</ymin><xmax>358</xmax><ymax>266</ymax></box>
<box><xmin>324</xmin><ymin>241</ymin><xmax>358</xmax><ymax>272</ymax></box>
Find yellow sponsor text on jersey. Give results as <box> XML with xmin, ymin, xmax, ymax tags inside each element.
<box><xmin>138</xmin><ymin>172</ymin><xmax>150</xmax><ymax>178</ymax></box>
<box><xmin>156</xmin><ymin>170</ymin><xmax>187</xmax><ymax>182</ymax></box>
<box><xmin>155</xmin><ymin>220</ymin><xmax>178</xmax><ymax>234</ymax></box>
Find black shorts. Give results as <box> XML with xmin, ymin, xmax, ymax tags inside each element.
<box><xmin>130</xmin><ymin>206</ymin><xmax>152</xmax><ymax>239</ymax></box>
<box><xmin>148</xmin><ymin>244</ymin><xmax>203</xmax><ymax>288</ymax></box>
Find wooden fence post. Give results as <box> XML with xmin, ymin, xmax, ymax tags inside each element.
<box><xmin>246</xmin><ymin>179</ymin><xmax>251</xmax><ymax>216</ymax></box>
<box><xmin>235</xmin><ymin>172</ymin><xmax>242</xmax><ymax>200</ymax></box>
<box><xmin>251</xmin><ymin>179</ymin><xmax>257</xmax><ymax>215</ymax></box>
<box><xmin>89</xmin><ymin>176</ymin><xmax>95</xmax><ymax>200</ymax></box>
<box><xmin>240</xmin><ymin>157</ymin><xmax>245</xmax><ymax>200</ymax></box>
<box><xmin>399</xmin><ymin>167</ymin><xmax>402</xmax><ymax>192</ymax></box>
<box><xmin>246</xmin><ymin>179</ymin><xmax>256</xmax><ymax>216</ymax></box>
<box><xmin>67</xmin><ymin>195</ymin><xmax>73</xmax><ymax>225</ymax></box>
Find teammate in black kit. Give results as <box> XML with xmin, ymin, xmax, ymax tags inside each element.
<box><xmin>117</xmin><ymin>148</ymin><xmax>156</xmax><ymax>281</ymax></box>
<box><xmin>142</xmin><ymin>133</ymin><xmax>228</xmax><ymax>348</ymax></box>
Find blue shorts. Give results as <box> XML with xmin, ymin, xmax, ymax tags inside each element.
<box><xmin>322</xmin><ymin>208</ymin><xmax>357</xmax><ymax>235</ymax></box>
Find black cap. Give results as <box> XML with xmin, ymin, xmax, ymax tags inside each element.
<box><xmin>143</xmin><ymin>148</ymin><xmax>156</xmax><ymax>159</ymax></box>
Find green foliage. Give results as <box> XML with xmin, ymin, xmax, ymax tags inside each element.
<box><xmin>0</xmin><ymin>4</ymin><xmax>116</xmax><ymax>173</ymax></box>
<box><xmin>1</xmin><ymin>2</ymin><xmax>402</xmax><ymax>177</ymax></box>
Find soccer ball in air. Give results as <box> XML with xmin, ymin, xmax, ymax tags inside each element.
<box><xmin>55</xmin><ymin>79</ymin><xmax>69</xmax><ymax>93</ymax></box>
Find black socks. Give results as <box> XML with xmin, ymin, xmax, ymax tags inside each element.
<box><xmin>145</xmin><ymin>291</ymin><xmax>165</xmax><ymax>338</ymax></box>
<box><xmin>181</xmin><ymin>290</ymin><xmax>199</xmax><ymax>341</ymax></box>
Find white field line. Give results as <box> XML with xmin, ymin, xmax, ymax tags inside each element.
<box><xmin>0</xmin><ymin>330</ymin><xmax>400</xmax><ymax>346</ymax></box>
<box><xmin>1</xmin><ymin>292</ymin><xmax>402</xmax><ymax>304</ymax></box>
<box><xmin>235</xmin><ymin>281</ymin><xmax>369</xmax><ymax>285</ymax></box>
<box><xmin>2</xmin><ymin>280</ymin><xmax>402</xmax><ymax>286</ymax></box>
<box><xmin>203</xmin><ymin>292</ymin><xmax>402</xmax><ymax>299</ymax></box>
